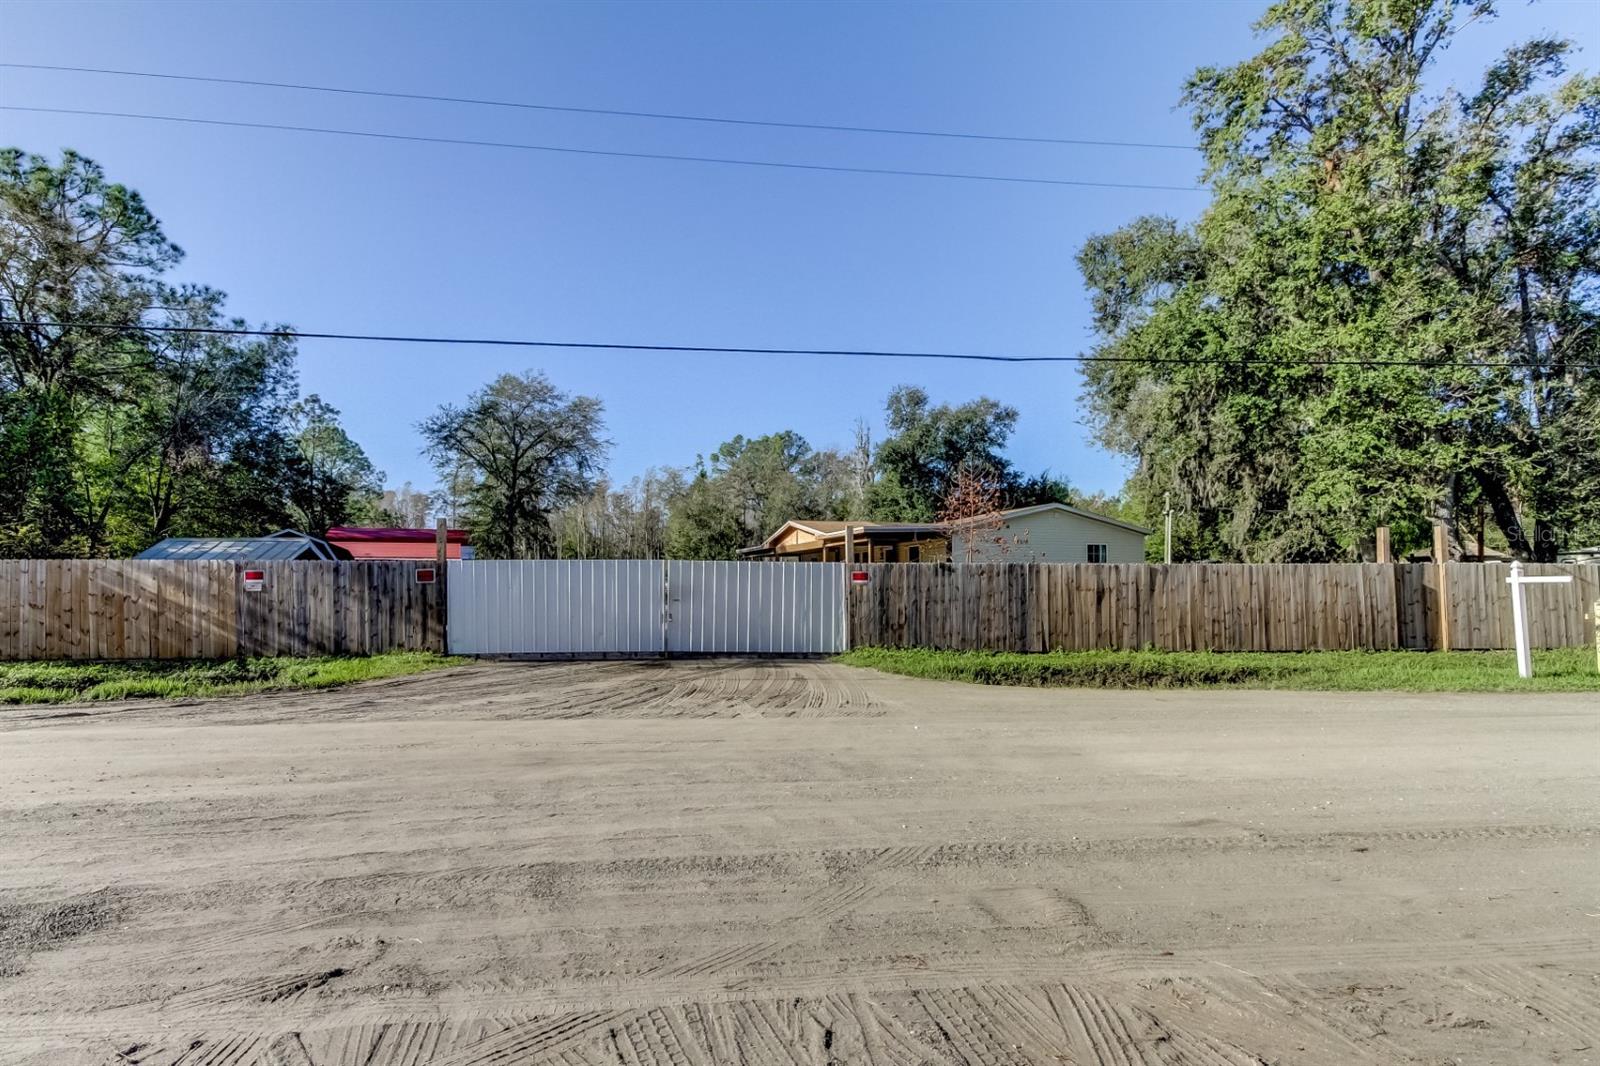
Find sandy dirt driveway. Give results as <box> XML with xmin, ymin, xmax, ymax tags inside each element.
<box><xmin>1</xmin><ymin>660</ymin><xmax>1596</xmax><ymax>1066</ymax></box>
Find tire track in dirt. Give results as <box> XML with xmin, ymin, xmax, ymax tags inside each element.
<box><xmin>0</xmin><ymin>661</ymin><xmax>886</xmax><ymax>728</ymax></box>
<box><xmin>167</xmin><ymin>1033</ymin><xmax>263</xmax><ymax>1066</ymax></box>
<box><xmin>118</xmin><ymin>912</ymin><xmax>348</xmax><ymax>966</ymax></box>
<box><xmin>38</xmin><ymin>822</ymin><xmax>1600</xmax><ymax>946</ymax></box>
<box><xmin>1193</xmin><ymin>932</ymin><xmax>1600</xmax><ymax>973</ymax></box>
<box><xmin>423</xmin><ymin>1010</ymin><xmax>625</xmax><ymax>1066</ymax></box>
<box><xmin>637</xmin><ymin>841</ymin><xmax>948</xmax><ymax>984</ymax></box>
<box><xmin>161</xmin><ymin>968</ymin><xmax>347</xmax><ymax>1012</ymax></box>
<box><xmin>306</xmin><ymin>1019</ymin><xmax>494</xmax><ymax>1066</ymax></box>
<box><xmin>607</xmin><ymin>1006</ymin><xmax>713</xmax><ymax>1066</ymax></box>
<box><xmin>10</xmin><ymin>665</ymin><xmax>1594</xmax><ymax>1066</ymax></box>
<box><xmin>145</xmin><ymin>823</ymin><xmax>1581</xmax><ymax>976</ymax></box>
<box><xmin>908</xmin><ymin>987</ymin><xmax>1035</xmax><ymax>1066</ymax></box>
<box><xmin>52</xmin><ymin>964</ymin><xmax>1600</xmax><ymax>1065</ymax></box>
<box><xmin>260</xmin><ymin>1033</ymin><xmax>317</xmax><ymax>1066</ymax></box>
<box><xmin>490</xmin><ymin>661</ymin><xmax>884</xmax><ymax>719</ymax></box>
<box><xmin>1454</xmin><ymin>962</ymin><xmax>1600</xmax><ymax>1043</ymax></box>
<box><xmin>1128</xmin><ymin>972</ymin><xmax>1395</xmax><ymax>1065</ymax></box>
<box><xmin>1270</xmin><ymin>973</ymin><xmax>1413</xmax><ymax>1060</ymax></box>
<box><xmin>11</xmin><ymin>933</ymin><xmax>1592</xmax><ymax>1058</ymax></box>
<box><xmin>846</xmin><ymin>992</ymin><xmax>960</xmax><ymax>1066</ymax></box>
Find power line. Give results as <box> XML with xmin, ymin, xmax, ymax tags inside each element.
<box><xmin>5</xmin><ymin>319</ymin><xmax>1586</xmax><ymax>370</ymax></box>
<box><xmin>1</xmin><ymin>61</ymin><xmax>1200</xmax><ymax>152</ymax></box>
<box><xmin>0</xmin><ymin>106</ymin><xmax>1205</xmax><ymax>193</ymax></box>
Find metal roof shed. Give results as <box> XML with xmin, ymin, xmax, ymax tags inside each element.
<box><xmin>134</xmin><ymin>529</ymin><xmax>342</xmax><ymax>562</ymax></box>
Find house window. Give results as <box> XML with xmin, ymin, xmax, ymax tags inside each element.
<box><xmin>1087</xmin><ymin>544</ymin><xmax>1109</xmax><ymax>563</ymax></box>
<box><xmin>906</xmin><ymin>545</ymin><xmax>921</xmax><ymax>562</ymax></box>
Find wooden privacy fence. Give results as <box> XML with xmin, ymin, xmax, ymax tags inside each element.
<box><xmin>0</xmin><ymin>560</ymin><xmax>443</xmax><ymax>661</ymax></box>
<box><xmin>847</xmin><ymin>562</ymin><xmax>1600</xmax><ymax>653</ymax></box>
<box><xmin>1</xmin><ymin>558</ymin><xmax>1595</xmax><ymax>661</ymax></box>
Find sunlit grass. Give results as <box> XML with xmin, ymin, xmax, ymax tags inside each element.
<box><xmin>838</xmin><ymin>646</ymin><xmax>1600</xmax><ymax>692</ymax></box>
<box><xmin>0</xmin><ymin>652</ymin><xmax>464</xmax><ymax>705</ymax></box>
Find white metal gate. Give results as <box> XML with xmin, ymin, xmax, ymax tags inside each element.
<box><xmin>665</xmin><ymin>561</ymin><xmax>844</xmax><ymax>655</ymax></box>
<box><xmin>446</xmin><ymin>560</ymin><xmax>844</xmax><ymax>656</ymax></box>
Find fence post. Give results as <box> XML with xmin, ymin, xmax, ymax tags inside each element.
<box><xmin>1508</xmin><ymin>560</ymin><xmax>1531</xmax><ymax>677</ymax></box>
<box><xmin>1041</xmin><ymin>563</ymin><xmax>1052</xmax><ymax>652</ymax></box>
<box><xmin>843</xmin><ymin>525</ymin><xmax>856</xmax><ymax>651</ymax></box>
<box><xmin>1375</xmin><ymin>526</ymin><xmax>1391</xmax><ymax>564</ymax></box>
<box><xmin>1432</xmin><ymin>521</ymin><xmax>1451</xmax><ymax>652</ymax></box>
<box><xmin>435</xmin><ymin>518</ymin><xmax>449</xmax><ymax>655</ymax></box>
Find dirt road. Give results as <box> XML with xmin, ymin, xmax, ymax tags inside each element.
<box><xmin>2</xmin><ymin>660</ymin><xmax>1596</xmax><ymax>1065</ymax></box>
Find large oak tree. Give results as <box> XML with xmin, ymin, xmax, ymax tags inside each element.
<box><xmin>1078</xmin><ymin>0</ymin><xmax>1599</xmax><ymax>561</ymax></box>
<box><xmin>420</xmin><ymin>371</ymin><xmax>607</xmax><ymax>559</ymax></box>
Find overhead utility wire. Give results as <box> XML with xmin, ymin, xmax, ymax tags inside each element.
<box><xmin>0</xmin><ymin>62</ymin><xmax>1199</xmax><ymax>152</ymax></box>
<box><xmin>4</xmin><ymin>320</ymin><xmax>1584</xmax><ymax>370</ymax></box>
<box><xmin>0</xmin><ymin>107</ymin><xmax>1204</xmax><ymax>192</ymax></box>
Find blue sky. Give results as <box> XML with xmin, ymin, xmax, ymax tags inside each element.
<box><xmin>4</xmin><ymin>0</ymin><xmax>1595</xmax><ymax>499</ymax></box>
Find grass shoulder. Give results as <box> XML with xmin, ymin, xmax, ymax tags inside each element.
<box><xmin>837</xmin><ymin>646</ymin><xmax>1600</xmax><ymax>692</ymax></box>
<box><xmin>0</xmin><ymin>651</ymin><xmax>464</xmax><ymax>705</ymax></box>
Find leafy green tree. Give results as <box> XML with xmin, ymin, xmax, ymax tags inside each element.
<box><xmin>112</xmin><ymin>298</ymin><xmax>299</xmax><ymax>549</ymax></box>
<box><xmin>664</xmin><ymin>431</ymin><xmax>838</xmax><ymax>558</ymax></box>
<box><xmin>419</xmin><ymin>371</ymin><xmax>607</xmax><ymax>558</ymax></box>
<box><xmin>1</xmin><ymin>149</ymin><xmax>178</xmax><ymax>554</ymax></box>
<box><xmin>665</xmin><ymin>470</ymin><xmax>748</xmax><ymax>560</ymax></box>
<box><xmin>1013</xmin><ymin>472</ymin><xmax>1075</xmax><ymax>509</ymax></box>
<box><xmin>286</xmin><ymin>395</ymin><xmax>384</xmax><ymax>535</ymax></box>
<box><xmin>1078</xmin><ymin>0</ymin><xmax>1599</xmax><ymax>561</ymax></box>
<box><xmin>1</xmin><ymin>149</ymin><xmax>340</xmax><ymax>556</ymax></box>
<box><xmin>658</xmin><ymin>394</ymin><xmax>1078</xmax><ymax>557</ymax></box>
<box><xmin>868</xmin><ymin>386</ymin><xmax>1068</xmax><ymax>520</ymax></box>
<box><xmin>172</xmin><ymin>430</ymin><xmax>302</xmax><ymax>540</ymax></box>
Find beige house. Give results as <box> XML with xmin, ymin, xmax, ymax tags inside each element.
<box><xmin>740</xmin><ymin>503</ymin><xmax>1151</xmax><ymax>564</ymax></box>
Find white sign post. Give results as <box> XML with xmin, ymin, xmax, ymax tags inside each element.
<box><xmin>1505</xmin><ymin>561</ymin><xmax>1573</xmax><ymax>679</ymax></box>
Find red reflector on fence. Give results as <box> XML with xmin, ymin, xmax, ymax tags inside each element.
<box><xmin>242</xmin><ymin>569</ymin><xmax>265</xmax><ymax>592</ymax></box>
<box><xmin>850</xmin><ymin>570</ymin><xmax>870</xmax><ymax>583</ymax></box>
<box><xmin>415</xmin><ymin>568</ymin><xmax>436</xmax><ymax>584</ymax></box>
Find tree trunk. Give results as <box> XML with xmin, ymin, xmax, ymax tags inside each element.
<box><xmin>1473</xmin><ymin>470</ymin><xmax>1533</xmax><ymax>560</ymax></box>
<box><xmin>1532</xmin><ymin>517</ymin><xmax>1559</xmax><ymax>563</ymax></box>
<box><xmin>1432</xmin><ymin>474</ymin><xmax>1463</xmax><ymax>561</ymax></box>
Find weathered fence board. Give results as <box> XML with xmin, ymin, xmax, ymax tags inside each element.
<box><xmin>846</xmin><ymin>562</ymin><xmax>1599</xmax><ymax>653</ymax></box>
<box><xmin>0</xmin><ymin>560</ymin><xmax>442</xmax><ymax>661</ymax></box>
<box><xmin>1440</xmin><ymin>562</ymin><xmax>1600</xmax><ymax>651</ymax></box>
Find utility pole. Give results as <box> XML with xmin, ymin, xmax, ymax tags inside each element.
<box><xmin>1163</xmin><ymin>492</ymin><xmax>1174</xmax><ymax>565</ymax></box>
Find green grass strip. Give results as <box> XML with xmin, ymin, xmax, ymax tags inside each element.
<box><xmin>838</xmin><ymin>646</ymin><xmax>1600</xmax><ymax>692</ymax></box>
<box><xmin>0</xmin><ymin>651</ymin><xmax>464</xmax><ymax>705</ymax></box>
